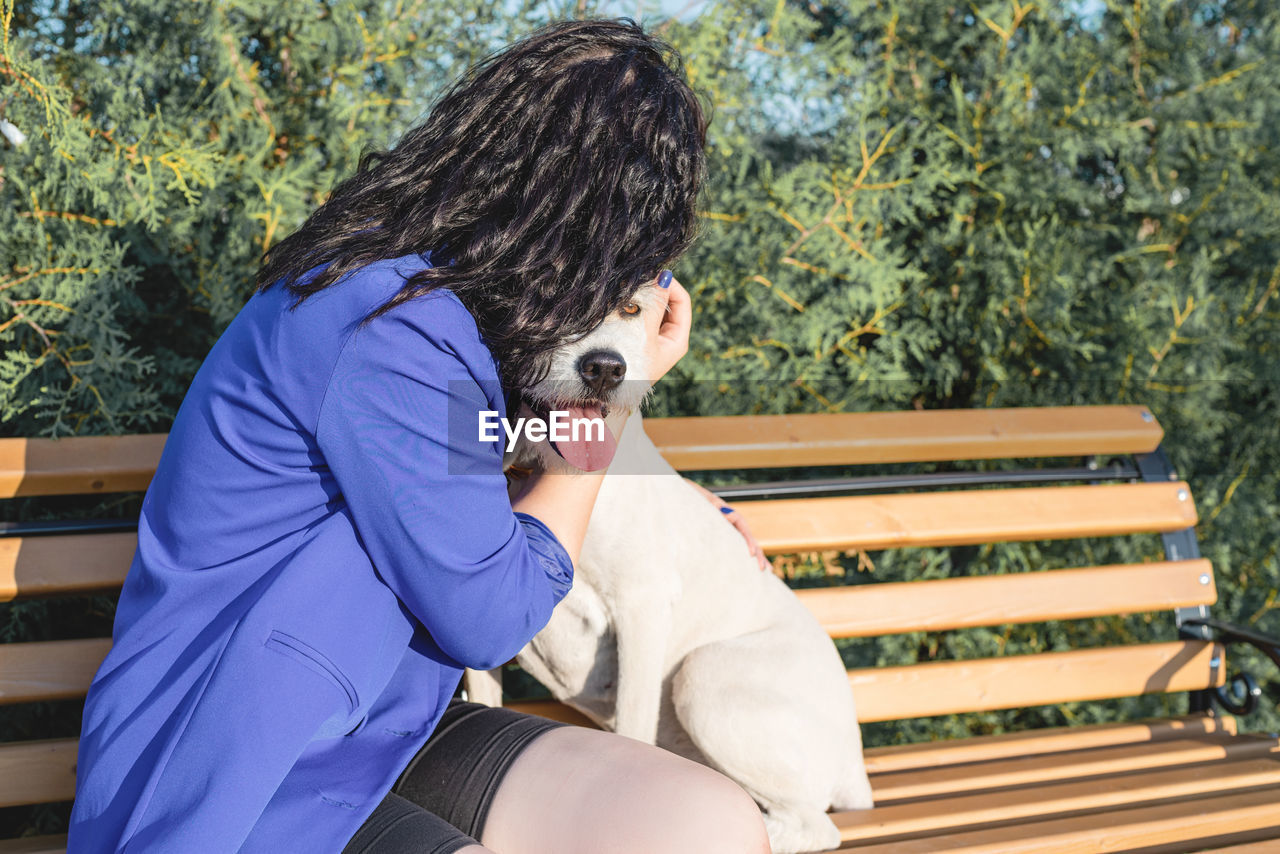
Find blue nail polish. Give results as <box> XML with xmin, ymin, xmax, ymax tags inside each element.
<box><xmin>719</xmin><ymin>506</ymin><xmax>733</xmax><ymax>514</ymax></box>
<box><xmin>658</xmin><ymin>269</ymin><xmax>673</xmax><ymax>289</ymax></box>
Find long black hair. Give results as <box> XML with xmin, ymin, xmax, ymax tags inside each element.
<box><xmin>255</xmin><ymin>17</ymin><xmax>708</xmax><ymax>391</ymax></box>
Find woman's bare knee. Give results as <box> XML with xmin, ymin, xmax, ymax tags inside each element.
<box><xmin>670</xmin><ymin>763</ymin><xmax>772</xmax><ymax>854</ymax></box>
<box><xmin>482</xmin><ymin>726</ymin><xmax>770</xmax><ymax>854</ymax></box>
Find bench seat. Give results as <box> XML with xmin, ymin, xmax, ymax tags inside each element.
<box><xmin>3</xmin><ymin>405</ymin><xmax>1278</xmax><ymax>853</ymax></box>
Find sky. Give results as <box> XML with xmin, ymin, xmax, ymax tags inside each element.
<box><xmin>630</xmin><ymin>0</ymin><xmax>1108</xmax><ymax>27</ymax></box>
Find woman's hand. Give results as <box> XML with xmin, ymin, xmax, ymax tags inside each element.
<box><xmin>684</xmin><ymin>478</ymin><xmax>771</xmax><ymax>572</ymax></box>
<box><xmin>641</xmin><ymin>277</ymin><xmax>767</xmax><ymax>570</ymax></box>
<box><xmin>644</xmin><ymin>271</ymin><xmax>691</xmax><ymax>383</ymax></box>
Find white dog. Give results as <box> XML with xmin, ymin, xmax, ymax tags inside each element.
<box><xmin>466</xmin><ymin>284</ymin><xmax>874</xmax><ymax>853</ymax></box>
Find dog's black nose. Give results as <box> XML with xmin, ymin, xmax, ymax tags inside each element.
<box><xmin>578</xmin><ymin>349</ymin><xmax>626</xmax><ymax>395</ymax></box>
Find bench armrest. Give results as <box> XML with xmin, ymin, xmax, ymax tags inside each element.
<box><xmin>1183</xmin><ymin>617</ymin><xmax>1280</xmax><ymax>715</ymax></box>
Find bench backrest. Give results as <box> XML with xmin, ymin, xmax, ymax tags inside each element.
<box><xmin>0</xmin><ymin>405</ymin><xmax>1223</xmax><ymax>823</ymax></box>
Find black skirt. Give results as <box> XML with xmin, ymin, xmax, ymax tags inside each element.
<box><xmin>341</xmin><ymin>699</ymin><xmax>571</xmax><ymax>854</ymax></box>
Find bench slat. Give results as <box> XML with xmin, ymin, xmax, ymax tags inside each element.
<box><xmin>849</xmin><ymin>641</ymin><xmax>1224</xmax><ymax>722</ymax></box>
<box><xmin>736</xmin><ymin>481</ymin><xmax>1198</xmax><ymax>554</ymax></box>
<box><xmin>0</xmin><ymin>836</ymin><xmax>67</xmax><ymax>854</ymax></box>
<box><xmin>862</xmin><ymin>714</ymin><xmax>1236</xmax><ymax>774</ymax></box>
<box><xmin>8</xmin><ymin>727</ymin><xmax>1270</xmax><ymax>812</ymax></box>
<box><xmin>0</xmin><ymin>739</ymin><xmax>77</xmax><ymax>808</ymax></box>
<box><xmin>834</xmin><ymin>754</ymin><xmax>1280</xmax><ymax>845</ymax></box>
<box><xmin>0</xmin><ymin>638</ymin><xmax>1223</xmax><ymax>719</ymax></box>
<box><xmin>837</xmin><ymin>784</ymin><xmax>1280</xmax><ymax>853</ymax></box>
<box><xmin>4</xmin><ymin>772</ymin><xmax>1275</xmax><ymax>854</ymax></box>
<box><xmin>871</xmin><ymin>734</ymin><xmax>1280</xmax><ymax>802</ymax></box>
<box><xmin>0</xmin><ymin>534</ymin><xmax>136</xmax><ymax>602</ymax></box>
<box><xmin>0</xmin><ymin>639</ymin><xmax>113</xmax><ymax>705</ymax></box>
<box><xmin>1191</xmin><ymin>841</ymin><xmax>1280</xmax><ymax>854</ymax></box>
<box><xmin>505</xmin><ymin>644</ymin><xmax>1222</xmax><ymax>728</ymax></box>
<box><xmin>0</xmin><ymin>435</ymin><xmax>165</xmax><ymax>498</ymax></box>
<box><xmin>2</xmin><ymin>541</ymin><xmax>1216</xmax><ymax>636</ymax></box>
<box><xmin>504</xmin><ymin>707</ymin><xmax>1247</xmax><ymax>779</ymax></box>
<box><xmin>798</xmin><ymin>559</ymin><xmax>1216</xmax><ymax>637</ymax></box>
<box><xmin>503</xmin><ymin>699</ymin><xmax>599</xmax><ymax>728</ymax></box>
<box><xmin>0</xmin><ymin>409</ymin><xmax>1162</xmax><ymax>498</ymax></box>
<box><xmin>645</xmin><ymin>405</ymin><xmax>1163</xmax><ymax>470</ymax></box>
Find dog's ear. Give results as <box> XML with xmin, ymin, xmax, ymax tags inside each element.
<box><xmin>503</xmin><ymin>462</ymin><xmax>533</xmax><ymax>500</ymax></box>
<box><xmin>502</xmin><ymin>439</ymin><xmax>539</xmax><ymax>473</ymax></box>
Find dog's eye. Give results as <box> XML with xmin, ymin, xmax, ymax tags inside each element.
<box><xmin>620</xmin><ymin>303</ymin><xmax>640</xmax><ymax>316</ymax></box>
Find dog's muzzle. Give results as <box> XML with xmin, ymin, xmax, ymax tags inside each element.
<box><xmin>577</xmin><ymin>349</ymin><xmax>626</xmax><ymax>396</ymax></box>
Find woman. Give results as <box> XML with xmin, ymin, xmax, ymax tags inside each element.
<box><xmin>68</xmin><ymin>17</ymin><xmax>771</xmax><ymax>854</ymax></box>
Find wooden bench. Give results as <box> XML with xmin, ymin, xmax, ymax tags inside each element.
<box><xmin>2</xmin><ymin>404</ymin><xmax>1278</xmax><ymax>852</ymax></box>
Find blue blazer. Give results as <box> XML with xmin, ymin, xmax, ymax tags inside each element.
<box><xmin>68</xmin><ymin>251</ymin><xmax>574</xmax><ymax>852</ymax></box>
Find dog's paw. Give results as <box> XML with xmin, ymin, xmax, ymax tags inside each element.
<box><xmin>762</xmin><ymin>808</ymin><xmax>841</xmax><ymax>854</ymax></box>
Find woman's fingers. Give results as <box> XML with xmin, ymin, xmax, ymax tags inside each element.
<box><xmin>685</xmin><ymin>477</ymin><xmax>772</xmax><ymax>573</ymax></box>
<box><xmin>646</xmin><ymin>273</ymin><xmax>691</xmax><ymax>382</ymax></box>
<box><xmin>723</xmin><ymin>509</ymin><xmax>771</xmax><ymax>572</ymax></box>
<box><xmin>658</xmin><ymin>276</ymin><xmax>691</xmax><ymax>348</ymax></box>
<box><xmin>645</xmin><ymin>279</ymin><xmax>672</xmax><ymax>347</ymax></box>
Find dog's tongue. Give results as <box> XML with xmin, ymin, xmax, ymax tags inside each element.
<box><xmin>552</xmin><ymin>403</ymin><xmax>618</xmax><ymax>472</ymax></box>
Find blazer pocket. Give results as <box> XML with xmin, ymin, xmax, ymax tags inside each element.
<box><xmin>264</xmin><ymin>629</ymin><xmax>359</xmax><ymax>715</ymax></box>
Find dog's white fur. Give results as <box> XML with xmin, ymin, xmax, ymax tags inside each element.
<box><xmin>466</xmin><ymin>286</ymin><xmax>874</xmax><ymax>853</ymax></box>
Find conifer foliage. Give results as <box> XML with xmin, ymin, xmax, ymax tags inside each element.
<box><xmin>1</xmin><ymin>0</ymin><xmax>515</xmax><ymax>433</ymax></box>
<box><xmin>670</xmin><ymin>0</ymin><xmax>1279</xmax><ymax>740</ymax></box>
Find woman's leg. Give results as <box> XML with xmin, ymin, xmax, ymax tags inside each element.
<box><xmin>478</xmin><ymin>725</ymin><xmax>772</xmax><ymax>854</ymax></box>
<box><xmin>390</xmin><ymin>699</ymin><xmax>771</xmax><ymax>854</ymax></box>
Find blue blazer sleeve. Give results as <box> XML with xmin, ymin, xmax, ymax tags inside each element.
<box><xmin>315</xmin><ymin>291</ymin><xmax>573</xmax><ymax>671</ymax></box>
